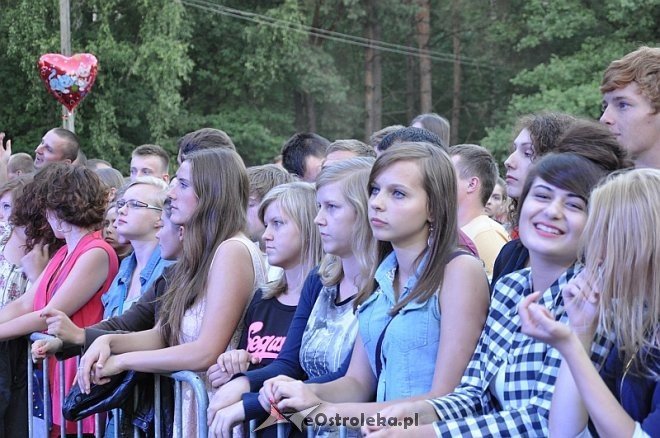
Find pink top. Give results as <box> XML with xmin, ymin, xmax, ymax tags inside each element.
<box><xmin>33</xmin><ymin>231</ymin><xmax>118</xmax><ymax>433</ymax></box>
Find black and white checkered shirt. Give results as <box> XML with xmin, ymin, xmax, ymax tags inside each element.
<box><xmin>428</xmin><ymin>264</ymin><xmax>612</xmax><ymax>436</ymax></box>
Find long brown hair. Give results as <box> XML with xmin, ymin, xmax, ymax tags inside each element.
<box><xmin>354</xmin><ymin>142</ymin><xmax>458</xmax><ymax>315</ymax></box>
<box><xmin>159</xmin><ymin>148</ymin><xmax>249</xmax><ymax>346</ymax></box>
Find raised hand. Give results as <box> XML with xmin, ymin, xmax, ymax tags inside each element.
<box><xmin>0</xmin><ymin>132</ymin><xmax>11</xmax><ymax>164</ymax></box>
<box><xmin>519</xmin><ymin>291</ymin><xmax>572</xmax><ymax>348</ymax></box>
<box><xmin>561</xmin><ymin>267</ymin><xmax>601</xmax><ymax>336</ymax></box>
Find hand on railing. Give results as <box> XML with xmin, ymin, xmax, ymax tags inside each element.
<box><xmin>77</xmin><ymin>335</ymin><xmax>113</xmax><ymax>394</ymax></box>
<box><xmin>259</xmin><ymin>374</ymin><xmax>295</xmax><ymax>411</ymax></box>
<box><xmin>40</xmin><ymin>308</ymin><xmax>86</xmax><ymax>345</ymax></box>
<box><xmin>31</xmin><ymin>337</ymin><xmax>64</xmax><ymax>361</ymax></box>
<box><xmin>207</xmin><ymin>349</ymin><xmax>261</xmax><ymax>389</ymax></box>
<box><xmin>208</xmin><ymin>401</ymin><xmax>245</xmax><ymax>438</ymax></box>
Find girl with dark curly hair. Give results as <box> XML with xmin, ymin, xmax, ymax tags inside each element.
<box><xmin>0</xmin><ymin>163</ymin><xmax>119</xmax><ymax>435</ymax></box>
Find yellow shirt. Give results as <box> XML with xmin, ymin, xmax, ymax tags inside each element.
<box><xmin>461</xmin><ymin>215</ymin><xmax>510</xmax><ymax>279</ymax></box>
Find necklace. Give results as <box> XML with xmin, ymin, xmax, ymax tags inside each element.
<box><xmin>619</xmin><ymin>350</ymin><xmax>638</xmax><ymax>397</ymax></box>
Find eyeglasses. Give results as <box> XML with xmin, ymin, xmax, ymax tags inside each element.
<box><xmin>116</xmin><ymin>199</ymin><xmax>162</xmax><ymax>211</ymax></box>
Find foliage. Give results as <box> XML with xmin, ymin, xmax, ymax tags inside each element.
<box><xmin>480</xmin><ymin>0</ymin><xmax>660</xmax><ymax>166</ymax></box>
<box><xmin>0</xmin><ymin>0</ymin><xmax>658</xmax><ymax>172</ymax></box>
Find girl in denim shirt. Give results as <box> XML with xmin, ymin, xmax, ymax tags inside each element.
<box><xmin>263</xmin><ymin>142</ymin><xmax>489</xmax><ymax>426</ymax></box>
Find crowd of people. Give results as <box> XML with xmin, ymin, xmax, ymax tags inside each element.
<box><xmin>0</xmin><ymin>46</ymin><xmax>657</xmax><ymax>437</ymax></box>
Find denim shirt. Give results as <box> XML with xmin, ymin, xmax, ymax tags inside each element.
<box><xmin>357</xmin><ymin>251</ymin><xmax>441</xmax><ymax>401</ymax></box>
<box><xmin>102</xmin><ymin>246</ymin><xmax>173</xmax><ymax>318</ymax></box>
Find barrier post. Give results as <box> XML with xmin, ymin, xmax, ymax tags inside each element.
<box><xmin>26</xmin><ymin>333</ymin><xmax>212</xmax><ymax>438</ymax></box>
<box><xmin>27</xmin><ymin>340</ymin><xmax>34</xmax><ymax>438</ymax></box>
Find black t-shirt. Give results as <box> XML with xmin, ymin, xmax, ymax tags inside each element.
<box><xmin>238</xmin><ymin>289</ymin><xmax>298</xmax><ymax>369</ymax></box>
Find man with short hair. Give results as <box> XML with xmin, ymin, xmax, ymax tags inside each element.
<box><xmin>368</xmin><ymin>124</ymin><xmax>405</xmax><ymax>149</ymax></box>
<box><xmin>450</xmin><ymin>144</ymin><xmax>509</xmax><ymax>278</ymax></box>
<box><xmin>34</xmin><ymin>128</ymin><xmax>80</xmax><ymax>169</ymax></box>
<box><xmin>176</xmin><ymin>128</ymin><xmax>236</xmax><ymax>164</ymax></box>
<box><xmin>85</xmin><ymin>158</ymin><xmax>112</xmax><ymax>171</ymax></box>
<box><xmin>600</xmin><ymin>46</ymin><xmax>660</xmax><ymax>169</ymax></box>
<box><xmin>323</xmin><ymin>139</ymin><xmax>376</xmax><ymax>166</ymax></box>
<box><xmin>7</xmin><ymin>153</ymin><xmax>34</xmax><ymax>180</ymax></box>
<box><xmin>377</xmin><ymin>127</ymin><xmax>447</xmax><ymax>156</ymax></box>
<box><xmin>280</xmin><ymin>132</ymin><xmax>329</xmax><ymax>182</ymax></box>
<box><xmin>246</xmin><ymin>164</ymin><xmax>293</xmax><ymax>281</ymax></box>
<box><xmin>130</xmin><ymin>144</ymin><xmax>170</xmax><ymax>182</ymax></box>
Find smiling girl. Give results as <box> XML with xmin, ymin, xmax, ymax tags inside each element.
<box><xmin>493</xmin><ymin>118</ymin><xmax>630</xmax><ymax>286</ymax></box>
<box><xmin>363</xmin><ymin>153</ymin><xmax>611</xmax><ymax>437</ymax></box>
<box><xmin>520</xmin><ymin>168</ymin><xmax>660</xmax><ymax>437</ymax></box>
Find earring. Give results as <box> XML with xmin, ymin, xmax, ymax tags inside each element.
<box><xmin>56</xmin><ymin>221</ymin><xmax>65</xmax><ymax>232</ymax></box>
<box><xmin>427</xmin><ymin>223</ymin><xmax>434</xmax><ymax>247</ymax></box>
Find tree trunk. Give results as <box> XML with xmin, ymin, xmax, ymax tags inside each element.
<box><xmin>406</xmin><ymin>0</ymin><xmax>416</xmax><ymax>123</ymax></box>
<box><xmin>451</xmin><ymin>0</ymin><xmax>462</xmax><ymax>144</ymax></box>
<box><xmin>364</xmin><ymin>0</ymin><xmax>382</xmax><ymax>139</ymax></box>
<box><xmin>306</xmin><ymin>92</ymin><xmax>317</xmax><ymax>133</ymax></box>
<box><xmin>294</xmin><ymin>91</ymin><xmax>305</xmax><ymax>132</ymax></box>
<box><xmin>415</xmin><ymin>0</ymin><xmax>432</xmax><ymax>113</ymax></box>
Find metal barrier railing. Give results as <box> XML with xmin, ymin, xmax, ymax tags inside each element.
<box><xmin>27</xmin><ymin>333</ymin><xmax>209</xmax><ymax>438</ymax></box>
<box><xmin>247</xmin><ymin>418</ymin><xmax>350</xmax><ymax>437</ymax></box>
<box><xmin>28</xmin><ymin>333</ymin><xmax>350</xmax><ymax>438</ymax></box>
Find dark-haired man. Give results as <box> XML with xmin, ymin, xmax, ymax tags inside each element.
<box><xmin>280</xmin><ymin>132</ymin><xmax>329</xmax><ymax>182</ymax></box>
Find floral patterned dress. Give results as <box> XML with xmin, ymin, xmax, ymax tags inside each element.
<box><xmin>0</xmin><ymin>223</ymin><xmax>28</xmax><ymax>309</ymax></box>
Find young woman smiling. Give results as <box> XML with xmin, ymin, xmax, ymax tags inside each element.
<box><xmin>521</xmin><ymin>168</ymin><xmax>660</xmax><ymax>437</ymax></box>
<box><xmin>363</xmin><ymin>153</ymin><xmax>611</xmax><ymax>437</ymax></box>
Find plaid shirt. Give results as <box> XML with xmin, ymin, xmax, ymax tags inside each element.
<box><xmin>428</xmin><ymin>264</ymin><xmax>612</xmax><ymax>437</ymax></box>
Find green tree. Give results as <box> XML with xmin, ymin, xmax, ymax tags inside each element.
<box><xmin>1</xmin><ymin>0</ymin><xmax>192</xmax><ymax>172</ymax></box>
<box><xmin>480</xmin><ymin>0</ymin><xmax>660</xmax><ymax>165</ymax></box>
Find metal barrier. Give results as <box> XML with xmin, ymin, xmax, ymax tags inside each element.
<box><xmin>28</xmin><ymin>333</ymin><xmax>349</xmax><ymax>438</ymax></box>
<box><xmin>247</xmin><ymin>418</ymin><xmax>350</xmax><ymax>437</ymax></box>
<box><xmin>27</xmin><ymin>333</ymin><xmax>209</xmax><ymax>438</ymax></box>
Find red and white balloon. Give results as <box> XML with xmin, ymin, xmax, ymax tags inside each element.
<box><xmin>38</xmin><ymin>53</ymin><xmax>98</xmax><ymax>112</ymax></box>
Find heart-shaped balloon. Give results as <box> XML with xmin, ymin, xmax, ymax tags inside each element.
<box><xmin>38</xmin><ymin>53</ymin><xmax>98</xmax><ymax>112</ymax></box>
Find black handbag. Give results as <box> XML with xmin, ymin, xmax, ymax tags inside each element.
<box><xmin>61</xmin><ymin>370</ymin><xmax>145</xmax><ymax>421</ymax></box>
